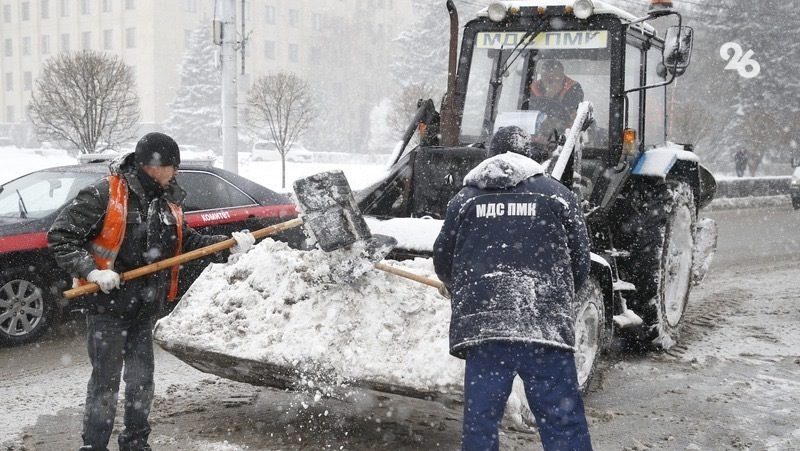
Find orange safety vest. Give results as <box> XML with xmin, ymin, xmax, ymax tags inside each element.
<box><xmin>80</xmin><ymin>174</ymin><xmax>184</xmax><ymax>301</ymax></box>
<box><xmin>530</xmin><ymin>77</ymin><xmax>578</xmax><ymax>102</ymax></box>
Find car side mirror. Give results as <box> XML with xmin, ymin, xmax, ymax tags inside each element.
<box><xmin>663</xmin><ymin>26</ymin><xmax>694</xmax><ymax>76</ymax></box>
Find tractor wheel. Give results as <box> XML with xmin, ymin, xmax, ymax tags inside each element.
<box><xmin>0</xmin><ymin>267</ymin><xmax>58</xmax><ymax>345</ymax></box>
<box><xmin>619</xmin><ymin>181</ymin><xmax>696</xmax><ymax>350</ymax></box>
<box><xmin>573</xmin><ymin>276</ymin><xmax>606</xmax><ymax>393</ymax></box>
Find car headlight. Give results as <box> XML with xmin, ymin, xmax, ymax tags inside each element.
<box><xmin>573</xmin><ymin>0</ymin><xmax>595</xmax><ymax>19</ymax></box>
<box><xmin>487</xmin><ymin>2</ymin><xmax>509</xmax><ymax>22</ymax></box>
<box><xmin>792</xmin><ymin>179</ymin><xmax>799</xmax><ymax>186</ymax></box>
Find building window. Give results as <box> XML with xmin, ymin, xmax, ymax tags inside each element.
<box><xmin>102</xmin><ymin>0</ymin><xmax>111</xmax><ymax>12</ymax></box>
<box><xmin>103</xmin><ymin>30</ymin><xmax>112</xmax><ymax>50</ymax></box>
<box><xmin>184</xmin><ymin>0</ymin><xmax>196</xmax><ymax>13</ymax></box>
<box><xmin>125</xmin><ymin>0</ymin><xmax>134</xmax><ymax>10</ymax></box>
<box><xmin>288</xmin><ymin>43</ymin><xmax>298</xmax><ymax>62</ymax></box>
<box><xmin>125</xmin><ymin>28</ymin><xmax>135</xmax><ymax>48</ymax></box>
<box><xmin>309</xmin><ymin>46</ymin><xmax>321</xmax><ymax>64</ymax></box>
<box><xmin>80</xmin><ymin>0</ymin><xmax>89</xmax><ymax>14</ymax></box>
<box><xmin>3</xmin><ymin>39</ymin><xmax>12</xmax><ymax>57</ymax></box>
<box><xmin>288</xmin><ymin>9</ymin><xmax>299</xmax><ymax>27</ymax></box>
<box><xmin>5</xmin><ymin>106</ymin><xmax>13</xmax><ymax>122</ymax></box>
<box><xmin>81</xmin><ymin>31</ymin><xmax>91</xmax><ymax>50</ymax></box>
<box><xmin>2</xmin><ymin>4</ymin><xmax>10</xmax><ymax>22</ymax></box>
<box><xmin>312</xmin><ymin>13</ymin><xmax>322</xmax><ymax>31</ymax></box>
<box><xmin>60</xmin><ymin>0</ymin><xmax>69</xmax><ymax>17</ymax></box>
<box><xmin>21</xmin><ymin>2</ymin><xmax>31</xmax><ymax>20</ymax></box>
<box><xmin>265</xmin><ymin>5</ymin><xmax>274</xmax><ymax>24</ymax></box>
<box><xmin>61</xmin><ymin>33</ymin><xmax>70</xmax><ymax>52</ymax></box>
<box><xmin>22</xmin><ymin>37</ymin><xmax>32</xmax><ymax>55</ymax></box>
<box><xmin>41</xmin><ymin>35</ymin><xmax>50</xmax><ymax>54</ymax></box>
<box><xmin>41</xmin><ymin>0</ymin><xmax>50</xmax><ymax>18</ymax></box>
<box><xmin>264</xmin><ymin>40</ymin><xmax>275</xmax><ymax>59</ymax></box>
<box><xmin>4</xmin><ymin>73</ymin><xmax>13</xmax><ymax>92</ymax></box>
<box><xmin>24</xmin><ymin>72</ymin><xmax>33</xmax><ymax>91</ymax></box>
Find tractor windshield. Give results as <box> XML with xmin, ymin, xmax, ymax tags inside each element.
<box><xmin>460</xmin><ymin>29</ymin><xmax>611</xmax><ymax>151</ymax></box>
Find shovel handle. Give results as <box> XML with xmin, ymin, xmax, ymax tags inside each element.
<box><xmin>63</xmin><ymin>217</ymin><xmax>304</xmax><ymax>300</ymax></box>
<box><xmin>373</xmin><ymin>262</ymin><xmax>443</xmax><ymax>289</ymax></box>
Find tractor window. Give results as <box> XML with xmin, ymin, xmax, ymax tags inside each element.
<box><xmin>461</xmin><ymin>30</ymin><xmax>611</xmax><ymax>149</ymax></box>
<box><xmin>645</xmin><ymin>46</ymin><xmax>667</xmax><ymax>147</ymax></box>
<box><xmin>625</xmin><ymin>43</ymin><xmax>642</xmax><ymax>130</ymax></box>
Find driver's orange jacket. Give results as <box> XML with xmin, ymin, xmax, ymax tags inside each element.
<box><xmin>529</xmin><ymin>76</ymin><xmax>579</xmax><ymax>102</ymax></box>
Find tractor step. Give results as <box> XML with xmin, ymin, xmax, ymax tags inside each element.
<box><xmin>613</xmin><ymin>309</ymin><xmax>644</xmax><ymax>328</ymax></box>
<box><xmin>613</xmin><ymin>280</ymin><xmax>636</xmax><ymax>291</ymax></box>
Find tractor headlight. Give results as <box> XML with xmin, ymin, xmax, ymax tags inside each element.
<box><xmin>487</xmin><ymin>2</ymin><xmax>509</xmax><ymax>22</ymax></box>
<box><xmin>573</xmin><ymin>0</ymin><xmax>595</xmax><ymax>19</ymax></box>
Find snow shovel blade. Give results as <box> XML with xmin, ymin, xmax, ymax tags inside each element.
<box><xmin>329</xmin><ymin>234</ymin><xmax>398</xmax><ymax>283</ymax></box>
<box><xmin>293</xmin><ymin>170</ymin><xmax>371</xmax><ymax>252</ymax></box>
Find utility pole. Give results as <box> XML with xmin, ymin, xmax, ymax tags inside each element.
<box><xmin>220</xmin><ymin>0</ymin><xmax>238</xmax><ymax>173</ymax></box>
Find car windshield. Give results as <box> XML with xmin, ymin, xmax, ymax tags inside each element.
<box><xmin>461</xmin><ymin>29</ymin><xmax>611</xmax><ymax>148</ymax></box>
<box><xmin>0</xmin><ymin>171</ymin><xmax>100</xmax><ymax>219</ymax></box>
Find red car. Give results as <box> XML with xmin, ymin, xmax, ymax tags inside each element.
<box><xmin>0</xmin><ymin>160</ymin><xmax>301</xmax><ymax>345</ymax></box>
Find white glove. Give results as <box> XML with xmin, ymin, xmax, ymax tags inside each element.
<box><xmin>87</xmin><ymin>269</ymin><xmax>121</xmax><ymax>294</ymax></box>
<box><xmin>231</xmin><ymin>230</ymin><xmax>256</xmax><ymax>254</ymax></box>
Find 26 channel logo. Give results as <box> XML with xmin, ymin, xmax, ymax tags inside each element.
<box><xmin>720</xmin><ymin>42</ymin><xmax>760</xmax><ymax>79</ymax></box>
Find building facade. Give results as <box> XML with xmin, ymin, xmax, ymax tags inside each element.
<box><xmin>0</xmin><ymin>0</ymin><xmax>413</xmax><ymax>148</ymax></box>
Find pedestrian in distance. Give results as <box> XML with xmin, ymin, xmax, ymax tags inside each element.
<box><xmin>48</xmin><ymin>132</ymin><xmax>256</xmax><ymax>451</ymax></box>
<box><xmin>433</xmin><ymin>125</ymin><xmax>593</xmax><ymax>451</ymax></box>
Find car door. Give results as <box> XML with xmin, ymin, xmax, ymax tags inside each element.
<box><xmin>177</xmin><ymin>169</ymin><xmax>263</xmax><ymax>236</ymax></box>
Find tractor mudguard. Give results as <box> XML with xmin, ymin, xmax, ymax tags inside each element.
<box><xmin>631</xmin><ymin>142</ymin><xmax>717</xmax><ymax>209</ymax></box>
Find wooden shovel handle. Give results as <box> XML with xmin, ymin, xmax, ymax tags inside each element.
<box><xmin>63</xmin><ymin>217</ymin><xmax>304</xmax><ymax>300</ymax></box>
<box><xmin>373</xmin><ymin>261</ymin><xmax>443</xmax><ymax>289</ymax></box>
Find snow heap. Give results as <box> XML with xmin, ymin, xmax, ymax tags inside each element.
<box><xmin>155</xmin><ymin>238</ymin><xmax>463</xmax><ymax>393</ymax></box>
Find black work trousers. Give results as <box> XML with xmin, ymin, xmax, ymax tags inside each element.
<box><xmin>82</xmin><ymin>314</ymin><xmax>155</xmax><ymax>451</ymax></box>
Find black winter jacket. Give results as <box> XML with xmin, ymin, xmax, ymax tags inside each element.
<box><xmin>48</xmin><ymin>153</ymin><xmax>228</xmax><ymax>319</ymax></box>
<box><xmin>433</xmin><ymin>152</ymin><xmax>591</xmax><ymax>358</ymax></box>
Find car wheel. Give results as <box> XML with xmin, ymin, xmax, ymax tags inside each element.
<box><xmin>619</xmin><ymin>181</ymin><xmax>696</xmax><ymax>350</ymax></box>
<box><xmin>0</xmin><ymin>268</ymin><xmax>57</xmax><ymax>345</ymax></box>
<box><xmin>574</xmin><ymin>276</ymin><xmax>606</xmax><ymax>393</ymax></box>
<box><xmin>792</xmin><ymin>195</ymin><xmax>800</xmax><ymax>210</ymax></box>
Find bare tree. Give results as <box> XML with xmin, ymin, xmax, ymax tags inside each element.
<box><xmin>246</xmin><ymin>72</ymin><xmax>315</xmax><ymax>188</ymax></box>
<box><xmin>28</xmin><ymin>50</ymin><xmax>140</xmax><ymax>155</ymax></box>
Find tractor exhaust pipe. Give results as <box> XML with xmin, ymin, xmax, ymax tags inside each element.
<box><xmin>440</xmin><ymin>0</ymin><xmax>460</xmax><ymax>146</ymax></box>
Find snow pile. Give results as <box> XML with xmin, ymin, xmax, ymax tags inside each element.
<box><xmin>155</xmin><ymin>238</ymin><xmax>464</xmax><ymax>393</ymax></box>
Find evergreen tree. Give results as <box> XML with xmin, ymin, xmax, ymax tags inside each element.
<box><xmin>164</xmin><ymin>26</ymin><xmax>222</xmax><ymax>151</ymax></box>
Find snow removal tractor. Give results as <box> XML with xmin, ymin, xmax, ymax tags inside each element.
<box><xmin>358</xmin><ymin>0</ymin><xmax>718</xmax><ymax>390</ymax></box>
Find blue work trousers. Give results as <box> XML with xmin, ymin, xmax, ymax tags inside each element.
<box><xmin>82</xmin><ymin>314</ymin><xmax>155</xmax><ymax>451</ymax></box>
<box><xmin>462</xmin><ymin>342</ymin><xmax>592</xmax><ymax>451</ymax></box>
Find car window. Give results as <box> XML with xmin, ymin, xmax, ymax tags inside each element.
<box><xmin>255</xmin><ymin>142</ymin><xmax>277</xmax><ymax>150</ymax></box>
<box><xmin>0</xmin><ymin>171</ymin><xmax>100</xmax><ymax>219</ymax></box>
<box><xmin>177</xmin><ymin>171</ymin><xmax>256</xmax><ymax>212</ymax></box>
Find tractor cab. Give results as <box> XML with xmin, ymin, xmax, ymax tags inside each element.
<box><xmin>358</xmin><ymin>0</ymin><xmax>708</xmax><ymax>222</ymax></box>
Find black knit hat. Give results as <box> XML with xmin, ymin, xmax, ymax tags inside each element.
<box><xmin>134</xmin><ymin>132</ymin><xmax>181</xmax><ymax>167</ymax></box>
<box><xmin>489</xmin><ymin>126</ymin><xmax>532</xmax><ymax>158</ymax></box>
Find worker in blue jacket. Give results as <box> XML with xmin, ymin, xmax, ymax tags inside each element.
<box><xmin>433</xmin><ymin>125</ymin><xmax>592</xmax><ymax>451</ymax></box>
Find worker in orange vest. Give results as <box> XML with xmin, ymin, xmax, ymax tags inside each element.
<box><xmin>48</xmin><ymin>132</ymin><xmax>255</xmax><ymax>451</ymax></box>
<box><xmin>526</xmin><ymin>58</ymin><xmax>585</xmax><ymax>123</ymax></box>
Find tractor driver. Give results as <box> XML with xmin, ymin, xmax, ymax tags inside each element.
<box><xmin>525</xmin><ymin>58</ymin><xmax>584</xmax><ymax>123</ymax></box>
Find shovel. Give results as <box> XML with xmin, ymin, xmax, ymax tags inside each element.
<box><xmin>293</xmin><ymin>171</ymin><xmax>444</xmax><ymax>290</ymax></box>
<box><xmin>63</xmin><ymin>170</ymin><xmax>381</xmax><ymax>300</ymax></box>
